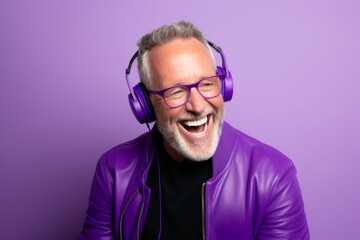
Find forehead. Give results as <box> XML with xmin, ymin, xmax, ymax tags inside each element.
<box><xmin>148</xmin><ymin>38</ymin><xmax>215</xmax><ymax>89</ymax></box>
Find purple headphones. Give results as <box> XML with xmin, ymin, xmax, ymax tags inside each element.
<box><xmin>125</xmin><ymin>40</ymin><xmax>233</xmax><ymax>124</ymax></box>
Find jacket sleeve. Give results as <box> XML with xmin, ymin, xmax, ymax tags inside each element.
<box><xmin>79</xmin><ymin>156</ymin><xmax>115</xmax><ymax>240</ymax></box>
<box><xmin>257</xmin><ymin>162</ymin><xmax>310</xmax><ymax>240</ymax></box>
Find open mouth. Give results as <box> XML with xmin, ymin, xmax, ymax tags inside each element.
<box><xmin>181</xmin><ymin>115</ymin><xmax>209</xmax><ymax>135</ymax></box>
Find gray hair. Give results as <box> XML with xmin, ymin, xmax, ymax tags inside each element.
<box><xmin>137</xmin><ymin>21</ymin><xmax>215</xmax><ymax>88</ymax></box>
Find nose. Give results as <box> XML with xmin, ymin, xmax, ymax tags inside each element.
<box><xmin>185</xmin><ymin>87</ymin><xmax>206</xmax><ymax>114</ymax></box>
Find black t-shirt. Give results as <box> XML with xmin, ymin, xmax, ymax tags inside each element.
<box><xmin>140</xmin><ymin>132</ymin><xmax>212</xmax><ymax>240</ymax></box>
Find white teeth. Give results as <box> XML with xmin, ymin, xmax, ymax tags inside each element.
<box><xmin>183</xmin><ymin>116</ymin><xmax>208</xmax><ymax>127</ymax></box>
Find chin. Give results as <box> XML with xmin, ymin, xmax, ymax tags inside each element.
<box><xmin>158</xmin><ymin>115</ymin><xmax>223</xmax><ymax>162</ymax></box>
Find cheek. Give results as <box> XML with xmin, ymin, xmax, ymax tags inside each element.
<box><xmin>152</xmin><ymin>100</ymin><xmax>183</xmax><ymax>125</ymax></box>
<box><xmin>216</xmin><ymin>99</ymin><xmax>225</xmax><ymax>111</ymax></box>
<box><xmin>151</xmin><ymin>97</ymin><xmax>172</xmax><ymax>122</ymax></box>
<box><xmin>208</xmin><ymin>96</ymin><xmax>224</xmax><ymax>111</ymax></box>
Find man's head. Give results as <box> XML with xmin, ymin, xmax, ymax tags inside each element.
<box><xmin>137</xmin><ymin>21</ymin><xmax>224</xmax><ymax>162</ymax></box>
<box><xmin>137</xmin><ymin>21</ymin><xmax>215</xmax><ymax>88</ymax></box>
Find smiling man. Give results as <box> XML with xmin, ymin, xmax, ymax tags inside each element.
<box><xmin>79</xmin><ymin>21</ymin><xmax>309</xmax><ymax>240</ymax></box>
<box><xmin>148</xmin><ymin>37</ymin><xmax>224</xmax><ymax>162</ymax></box>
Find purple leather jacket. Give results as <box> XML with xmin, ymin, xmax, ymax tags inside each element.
<box><xmin>80</xmin><ymin>122</ymin><xmax>309</xmax><ymax>240</ymax></box>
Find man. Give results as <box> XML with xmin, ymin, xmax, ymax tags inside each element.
<box><xmin>80</xmin><ymin>21</ymin><xmax>309</xmax><ymax>240</ymax></box>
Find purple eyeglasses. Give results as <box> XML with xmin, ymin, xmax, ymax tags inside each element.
<box><xmin>147</xmin><ymin>74</ymin><xmax>225</xmax><ymax>108</ymax></box>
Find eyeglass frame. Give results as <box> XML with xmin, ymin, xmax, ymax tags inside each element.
<box><xmin>146</xmin><ymin>74</ymin><xmax>225</xmax><ymax>108</ymax></box>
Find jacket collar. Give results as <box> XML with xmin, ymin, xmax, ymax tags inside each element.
<box><xmin>212</xmin><ymin>121</ymin><xmax>237</xmax><ymax>177</ymax></box>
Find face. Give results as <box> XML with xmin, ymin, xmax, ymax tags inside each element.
<box><xmin>148</xmin><ymin>38</ymin><xmax>224</xmax><ymax>162</ymax></box>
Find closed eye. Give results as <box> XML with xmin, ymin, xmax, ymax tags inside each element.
<box><xmin>166</xmin><ymin>88</ymin><xmax>186</xmax><ymax>99</ymax></box>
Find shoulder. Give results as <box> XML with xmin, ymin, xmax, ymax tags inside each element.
<box><xmin>222</xmin><ymin>121</ymin><xmax>295</xmax><ymax>179</ymax></box>
<box><xmin>222</xmin><ymin>122</ymin><xmax>302</xmax><ymax>208</ymax></box>
<box><xmin>98</xmin><ymin>131</ymin><xmax>154</xmax><ymax>172</ymax></box>
<box><xmin>220</xmin><ymin>123</ymin><xmax>309</xmax><ymax>238</ymax></box>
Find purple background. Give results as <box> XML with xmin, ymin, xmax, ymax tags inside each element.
<box><xmin>1</xmin><ymin>0</ymin><xmax>359</xmax><ymax>239</ymax></box>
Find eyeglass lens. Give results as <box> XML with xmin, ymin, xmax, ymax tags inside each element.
<box><xmin>164</xmin><ymin>76</ymin><xmax>222</xmax><ymax>107</ymax></box>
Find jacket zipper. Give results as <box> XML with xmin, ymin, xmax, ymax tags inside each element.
<box><xmin>136</xmin><ymin>203</ymin><xmax>145</xmax><ymax>240</ymax></box>
<box><xmin>201</xmin><ymin>183</ymin><xmax>206</xmax><ymax>240</ymax></box>
<box><xmin>119</xmin><ymin>188</ymin><xmax>139</xmax><ymax>240</ymax></box>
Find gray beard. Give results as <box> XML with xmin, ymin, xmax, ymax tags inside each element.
<box><xmin>156</xmin><ymin>113</ymin><xmax>223</xmax><ymax>162</ymax></box>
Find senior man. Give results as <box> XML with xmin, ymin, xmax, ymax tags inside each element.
<box><xmin>80</xmin><ymin>21</ymin><xmax>309</xmax><ymax>240</ymax></box>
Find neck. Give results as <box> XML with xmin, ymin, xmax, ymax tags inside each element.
<box><xmin>163</xmin><ymin>140</ymin><xmax>186</xmax><ymax>162</ymax></box>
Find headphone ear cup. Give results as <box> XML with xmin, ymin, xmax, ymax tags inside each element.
<box><xmin>128</xmin><ymin>83</ymin><xmax>156</xmax><ymax>124</ymax></box>
<box><xmin>216</xmin><ymin>66</ymin><xmax>233</xmax><ymax>102</ymax></box>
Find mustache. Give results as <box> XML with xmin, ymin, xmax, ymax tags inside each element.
<box><xmin>176</xmin><ymin>108</ymin><xmax>216</xmax><ymax>122</ymax></box>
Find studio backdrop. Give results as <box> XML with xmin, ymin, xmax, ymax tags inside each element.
<box><xmin>1</xmin><ymin>0</ymin><xmax>359</xmax><ymax>239</ymax></box>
